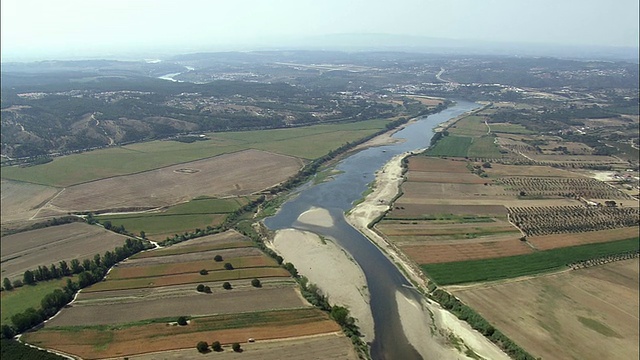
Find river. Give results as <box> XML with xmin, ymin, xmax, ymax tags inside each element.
<box><xmin>264</xmin><ymin>100</ymin><xmax>481</xmax><ymax>360</ymax></box>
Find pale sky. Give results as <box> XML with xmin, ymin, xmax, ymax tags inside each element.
<box><xmin>1</xmin><ymin>0</ymin><xmax>639</xmax><ymax>61</ymax></box>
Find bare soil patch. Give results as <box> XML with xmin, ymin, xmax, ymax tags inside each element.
<box><xmin>0</xmin><ymin>179</ymin><xmax>60</xmax><ymax>224</ymax></box>
<box><xmin>484</xmin><ymin>163</ymin><xmax>584</xmax><ymax>178</ymax></box>
<box><xmin>0</xmin><ymin>222</ymin><xmax>127</xmax><ymax>281</ymax></box>
<box><xmin>387</xmin><ymin>204</ymin><xmax>506</xmax><ymax>217</ymax></box>
<box><xmin>47</xmin><ymin>286</ymin><xmax>306</xmax><ymax>327</ymax></box>
<box><xmin>452</xmin><ymin>259</ymin><xmax>639</xmax><ymax>360</ymax></box>
<box><xmin>46</xmin><ymin>150</ymin><xmax>304</xmax><ymax>214</ymax></box>
<box><xmin>405</xmin><ymin>171</ymin><xmax>488</xmax><ymax>183</ymax></box>
<box><xmin>407</xmin><ymin>157</ymin><xmax>470</xmax><ymax>173</ymax></box>
<box><xmin>528</xmin><ymin>227</ymin><xmax>640</xmax><ymax>250</ymax></box>
<box><xmin>401</xmin><ymin>238</ymin><xmax>533</xmax><ymax>264</ymax></box>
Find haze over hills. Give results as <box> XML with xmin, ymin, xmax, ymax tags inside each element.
<box><xmin>1</xmin><ymin>34</ymin><xmax>638</xmax><ymax>63</ymax></box>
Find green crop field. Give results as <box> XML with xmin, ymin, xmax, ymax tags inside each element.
<box><xmin>489</xmin><ymin>123</ymin><xmax>534</xmax><ymax>134</ymax></box>
<box><xmin>1</xmin><ymin>276</ymin><xmax>77</xmax><ymax>326</ymax></box>
<box><xmin>448</xmin><ymin>115</ymin><xmax>489</xmax><ymax>137</ymax></box>
<box><xmin>96</xmin><ymin>197</ymin><xmax>251</xmax><ymax>238</ymax></box>
<box><xmin>131</xmin><ymin>242</ymin><xmax>253</xmax><ymax>259</ymax></box>
<box><xmin>1</xmin><ymin>119</ymin><xmax>388</xmax><ymax>187</ymax></box>
<box><xmin>422</xmin><ymin>238</ymin><xmax>639</xmax><ymax>285</ymax></box>
<box><xmin>467</xmin><ymin>135</ymin><xmax>504</xmax><ymax>158</ymax></box>
<box><xmin>425</xmin><ymin>135</ymin><xmax>473</xmax><ymax>157</ymax></box>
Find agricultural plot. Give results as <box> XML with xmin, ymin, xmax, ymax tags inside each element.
<box><xmin>131</xmin><ymin>230</ymin><xmax>253</xmax><ymax>258</ymax></box>
<box><xmin>406</xmin><ymin>157</ymin><xmax>470</xmax><ymax>173</ymax></box>
<box><xmin>96</xmin><ymin>197</ymin><xmax>251</xmax><ymax>240</ymax></box>
<box><xmin>424</xmin><ymin>135</ymin><xmax>472</xmax><ymax>157</ymax></box>
<box><xmin>421</xmin><ymin>238</ymin><xmax>639</xmax><ymax>285</ymax></box>
<box><xmin>508</xmin><ymin>206</ymin><xmax>639</xmax><ymax>236</ymax></box>
<box><xmin>528</xmin><ymin>227</ymin><xmax>640</xmax><ymax>250</ymax></box>
<box><xmin>1</xmin><ymin>119</ymin><xmax>388</xmax><ymax>187</ymax></box>
<box><xmin>24</xmin><ymin>308</ymin><xmax>340</xmax><ymax>360</ymax></box>
<box><xmin>0</xmin><ymin>179</ymin><xmax>60</xmax><ymax>225</ymax></box>
<box><xmin>499</xmin><ymin>176</ymin><xmax>636</xmax><ymax>200</ymax></box>
<box><xmin>1</xmin><ymin>277</ymin><xmax>76</xmax><ymax>326</ymax></box>
<box><xmin>402</xmin><ymin>238</ymin><xmax>533</xmax><ymax>264</ymax></box>
<box><xmin>451</xmin><ymin>259</ymin><xmax>639</xmax><ymax>360</ymax></box>
<box><xmin>448</xmin><ymin>115</ymin><xmax>489</xmax><ymax>137</ymax></box>
<box><xmin>126</xmin><ymin>332</ymin><xmax>358</xmax><ymax>360</ymax></box>
<box><xmin>386</xmin><ymin>204</ymin><xmax>506</xmax><ymax>218</ymax></box>
<box><xmin>43</xmin><ymin>150</ymin><xmax>303</xmax><ymax>216</ymax></box>
<box><xmin>0</xmin><ymin>222</ymin><xmax>127</xmax><ymax>281</ymax></box>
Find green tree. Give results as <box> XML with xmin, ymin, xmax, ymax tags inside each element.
<box><xmin>196</xmin><ymin>341</ymin><xmax>209</xmax><ymax>353</ymax></box>
<box><xmin>103</xmin><ymin>220</ymin><xmax>112</xmax><ymax>230</ymax></box>
<box><xmin>23</xmin><ymin>270</ymin><xmax>35</xmax><ymax>285</ymax></box>
<box><xmin>140</xmin><ymin>231</ymin><xmax>146</xmax><ymax>239</ymax></box>
<box><xmin>224</xmin><ymin>263</ymin><xmax>233</xmax><ymax>270</ymax></box>
<box><xmin>222</xmin><ymin>282</ymin><xmax>232</xmax><ymax>290</ymax></box>
<box><xmin>1</xmin><ymin>324</ymin><xmax>15</xmax><ymax>339</ymax></box>
<box><xmin>70</xmin><ymin>259</ymin><xmax>83</xmax><ymax>274</ymax></box>
<box><xmin>3</xmin><ymin>278</ymin><xmax>13</xmax><ymax>291</ymax></box>
<box><xmin>199</xmin><ymin>269</ymin><xmax>208</xmax><ymax>275</ymax></box>
<box><xmin>211</xmin><ymin>340</ymin><xmax>222</xmax><ymax>352</ymax></box>
<box><xmin>214</xmin><ymin>254</ymin><xmax>223</xmax><ymax>262</ymax></box>
<box><xmin>177</xmin><ymin>316</ymin><xmax>188</xmax><ymax>326</ymax></box>
<box><xmin>196</xmin><ymin>284</ymin><xmax>205</xmax><ymax>292</ymax></box>
<box><xmin>251</xmin><ymin>278</ymin><xmax>261</xmax><ymax>288</ymax></box>
<box><xmin>232</xmin><ymin>343</ymin><xmax>241</xmax><ymax>352</ymax></box>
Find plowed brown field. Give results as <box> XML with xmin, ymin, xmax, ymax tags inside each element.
<box><xmin>528</xmin><ymin>227</ymin><xmax>640</xmax><ymax>250</ymax></box>
<box><xmin>401</xmin><ymin>239</ymin><xmax>534</xmax><ymax>264</ymax></box>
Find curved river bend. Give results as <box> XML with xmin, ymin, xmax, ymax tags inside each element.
<box><xmin>265</xmin><ymin>100</ymin><xmax>480</xmax><ymax>360</ymax></box>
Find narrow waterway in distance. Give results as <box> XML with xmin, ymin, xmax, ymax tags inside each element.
<box><xmin>265</xmin><ymin>100</ymin><xmax>481</xmax><ymax>360</ymax></box>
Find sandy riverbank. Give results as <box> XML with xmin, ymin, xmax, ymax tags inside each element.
<box><xmin>269</xmin><ymin>224</ymin><xmax>375</xmax><ymax>342</ymax></box>
<box><xmin>346</xmin><ymin>153</ymin><xmax>510</xmax><ymax>359</ymax></box>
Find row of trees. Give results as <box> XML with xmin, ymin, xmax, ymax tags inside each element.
<box><xmin>1</xmin><ymin>238</ymin><xmax>149</xmax><ymax>338</ymax></box>
<box><xmin>196</xmin><ymin>340</ymin><xmax>241</xmax><ymax>353</ymax></box>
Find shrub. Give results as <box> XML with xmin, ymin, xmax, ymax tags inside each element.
<box><xmin>212</xmin><ymin>340</ymin><xmax>222</xmax><ymax>352</ymax></box>
<box><xmin>214</xmin><ymin>255</ymin><xmax>223</xmax><ymax>262</ymax></box>
<box><xmin>177</xmin><ymin>316</ymin><xmax>188</xmax><ymax>326</ymax></box>
<box><xmin>203</xmin><ymin>286</ymin><xmax>211</xmax><ymax>293</ymax></box>
<box><xmin>199</xmin><ymin>269</ymin><xmax>208</xmax><ymax>275</ymax></box>
<box><xmin>196</xmin><ymin>284</ymin><xmax>205</xmax><ymax>292</ymax></box>
<box><xmin>232</xmin><ymin>342</ymin><xmax>241</xmax><ymax>352</ymax></box>
<box><xmin>251</xmin><ymin>278</ymin><xmax>261</xmax><ymax>287</ymax></box>
<box><xmin>223</xmin><ymin>263</ymin><xmax>233</xmax><ymax>270</ymax></box>
<box><xmin>222</xmin><ymin>282</ymin><xmax>232</xmax><ymax>290</ymax></box>
<box><xmin>196</xmin><ymin>341</ymin><xmax>208</xmax><ymax>353</ymax></box>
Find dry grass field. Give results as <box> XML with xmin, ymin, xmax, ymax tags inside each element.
<box><xmin>124</xmin><ymin>332</ymin><xmax>358</xmax><ymax>360</ymax></box>
<box><xmin>0</xmin><ymin>222</ymin><xmax>127</xmax><ymax>281</ymax></box>
<box><xmin>402</xmin><ymin>238</ymin><xmax>534</xmax><ymax>264</ymax></box>
<box><xmin>0</xmin><ymin>179</ymin><xmax>60</xmax><ymax>224</ymax></box>
<box><xmin>46</xmin><ymin>284</ymin><xmax>306</xmax><ymax>326</ymax></box>
<box><xmin>451</xmin><ymin>259</ymin><xmax>639</xmax><ymax>360</ymax></box>
<box><xmin>41</xmin><ymin>149</ymin><xmax>304</xmax><ymax>216</ymax></box>
<box><xmin>24</xmin><ymin>309</ymin><xmax>341</xmax><ymax>359</ymax></box>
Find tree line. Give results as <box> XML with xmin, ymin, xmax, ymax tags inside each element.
<box><xmin>1</xmin><ymin>238</ymin><xmax>149</xmax><ymax>339</ymax></box>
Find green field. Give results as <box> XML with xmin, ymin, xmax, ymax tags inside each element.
<box><xmin>467</xmin><ymin>135</ymin><xmax>503</xmax><ymax>158</ymax></box>
<box><xmin>1</xmin><ymin>120</ymin><xmax>388</xmax><ymax>187</ymax></box>
<box><xmin>422</xmin><ymin>238</ymin><xmax>639</xmax><ymax>285</ymax></box>
<box><xmin>425</xmin><ymin>135</ymin><xmax>473</xmax><ymax>157</ymax></box>
<box><xmin>489</xmin><ymin>123</ymin><xmax>534</xmax><ymax>134</ymax></box>
<box><xmin>96</xmin><ymin>197</ymin><xmax>251</xmax><ymax>238</ymax></box>
<box><xmin>448</xmin><ymin>116</ymin><xmax>489</xmax><ymax>137</ymax></box>
<box><xmin>1</xmin><ymin>277</ymin><xmax>76</xmax><ymax>326</ymax></box>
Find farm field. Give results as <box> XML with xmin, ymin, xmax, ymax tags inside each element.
<box><xmin>95</xmin><ymin>197</ymin><xmax>252</xmax><ymax>240</ymax></box>
<box><xmin>0</xmin><ymin>222</ymin><xmax>128</xmax><ymax>281</ymax></box>
<box><xmin>527</xmin><ymin>227</ymin><xmax>640</xmax><ymax>250</ymax></box>
<box><xmin>451</xmin><ymin>259</ymin><xmax>639</xmax><ymax>360</ymax></box>
<box><xmin>39</xmin><ymin>150</ymin><xmax>302</xmax><ymax>216</ymax></box>
<box><xmin>23</xmin><ymin>308</ymin><xmax>341</xmax><ymax>359</ymax></box>
<box><xmin>1</xmin><ymin>276</ymin><xmax>77</xmax><ymax>326</ymax></box>
<box><xmin>19</xmin><ymin>230</ymin><xmax>350</xmax><ymax>359</ymax></box>
<box><xmin>421</xmin><ymin>238</ymin><xmax>639</xmax><ymax>285</ymax></box>
<box><xmin>1</xmin><ymin>119</ymin><xmax>388</xmax><ymax>187</ymax></box>
<box><xmin>0</xmin><ymin>179</ymin><xmax>60</xmax><ymax>225</ymax></box>
<box><xmin>125</xmin><ymin>332</ymin><xmax>358</xmax><ymax>360</ymax></box>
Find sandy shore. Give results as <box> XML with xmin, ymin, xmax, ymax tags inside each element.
<box><xmin>269</xmin><ymin>226</ymin><xmax>375</xmax><ymax>342</ymax></box>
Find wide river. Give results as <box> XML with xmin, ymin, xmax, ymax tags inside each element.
<box><xmin>265</xmin><ymin>100</ymin><xmax>481</xmax><ymax>360</ymax></box>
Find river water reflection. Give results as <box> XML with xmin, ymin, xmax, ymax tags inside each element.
<box><xmin>265</xmin><ymin>100</ymin><xmax>480</xmax><ymax>360</ymax></box>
